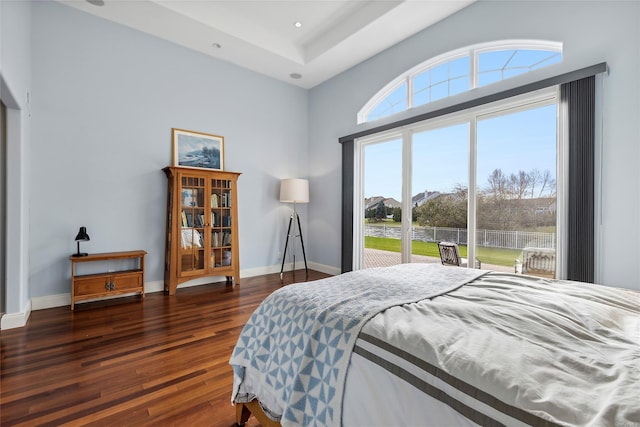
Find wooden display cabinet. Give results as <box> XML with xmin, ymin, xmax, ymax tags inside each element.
<box><xmin>163</xmin><ymin>166</ymin><xmax>241</xmax><ymax>295</ymax></box>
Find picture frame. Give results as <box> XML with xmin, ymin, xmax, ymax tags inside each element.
<box><xmin>172</xmin><ymin>128</ymin><xmax>224</xmax><ymax>171</ymax></box>
<box><xmin>181</xmin><ymin>188</ymin><xmax>196</xmax><ymax>207</ymax></box>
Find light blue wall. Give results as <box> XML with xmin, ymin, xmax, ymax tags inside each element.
<box><xmin>29</xmin><ymin>1</ymin><xmax>309</xmax><ymax>298</ymax></box>
<box><xmin>308</xmin><ymin>0</ymin><xmax>640</xmax><ymax>289</ymax></box>
<box><xmin>0</xmin><ymin>0</ymin><xmax>32</xmax><ymax>319</ymax></box>
<box><xmin>3</xmin><ymin>0</ymin><xmax>639</xmax><ymax>316</ymax></box>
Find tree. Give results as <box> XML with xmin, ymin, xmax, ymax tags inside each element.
<box><xmin>528</xmin><ymin>168</ymin><xmax>542</xmax><ymax>198</ymax></box>
<box><xmin>527</xmin><ymin>168</ymin><xmax>556</xmax><ymax>198</ymax></box>
<box><xmin>411</xmin><ymin>203</ymin><xmax>418</xmax><ymax>222</ymax></box>
<box><xmin>374</xmin><ymin>200</ymin><xmax>386</xmax><ymax>221</ymax></box>
<box><xmin>391</xmin><ymin>207</ymin><xmax>401</xmax><ymax>222</ymax></box>
<box><xmin>537</xmin><ymin>169</ymin><xmax>556</xmax><ymax>197</ymax></box>
<box><xmin>365</xmin><ymin>207</ymin><xmax>376</xmax><ymax>220</ymax></box>
<box><xmin>416</xmin><ymin>185</ymin><xmax>467</xmax><ymax>228</ymax></box>
<box><xmin>510</xmin><ymin>170</ymin><xmax>532</xmax><ymax>200</ymax></box>
<box><xmin>486</xmin><ymin>169</ymin><xmax>508</xmax><ymax>199</ymax></box>
<box><xmin>478</xmin><ymin>167</ymin><xmax>557</xmax><ymax>230</ymax></box>
<box><xmin>368</xmin><ymin>167</ymin><xmax>556</xmax><ymax>230</ymax></box>
<box><xmin>481</xmin><ymin>169</ymin><xmax>515</xmax><ymax>229</ymax></box>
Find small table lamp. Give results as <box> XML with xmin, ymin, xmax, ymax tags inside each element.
<box><xmin>280</xmin><ymin>178</ymin><xmax>309</xmax><ymax>280</ymax></box>
<box><xmin>73</xmin><ymin>226</ymin><xmax>90</xmax><ymax>257</ymax></box>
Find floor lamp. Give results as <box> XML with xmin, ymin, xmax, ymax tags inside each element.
<box><xmin>280</xmin><ymin>178</ymin><xmax>309</xmax><ymax>280</ymax></box>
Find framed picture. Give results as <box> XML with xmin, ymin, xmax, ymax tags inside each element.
<box><xmin>181</xmin><ymin>188</ymin><xmax>196</xmax><ymax>207</ymax></box>
<box><xmin>172</xmin><ymin>128</ymin><xmax>224</xmax><ymax>171</ymax></box>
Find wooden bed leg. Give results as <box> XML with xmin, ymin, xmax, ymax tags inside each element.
<box><xmin>236</xmin><ymin>400</ymin><xmax>282</xmax><ymax>427</ymax></box>
<box><xmin>236</xmin><ymin>402</ymin><xmax>251</xmax><ymax>426</ymax></box>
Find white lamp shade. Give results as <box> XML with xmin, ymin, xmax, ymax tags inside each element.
<box><xmin>280</xmin><ymin>178</ymin><xmax>309</xmax><ymax>203</ymax></box>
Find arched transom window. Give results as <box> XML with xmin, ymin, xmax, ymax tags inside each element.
<box><xmin>358</xmin><ymin>40</ymin><xmax>562</xmax><ymax>123</ymax></box>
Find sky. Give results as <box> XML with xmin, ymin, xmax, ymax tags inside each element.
<box><xmin>364</xmin><ymin>48</ymin><xmax>560</xmax><ymax>202</ymax></box>
<box><xmin>364</xmin><ymin>103</ymin><xmax>557</xmax><ymax>201</ymax></box>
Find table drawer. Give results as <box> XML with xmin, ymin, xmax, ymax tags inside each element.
<box><xmin>111</xmin><ymin>272</ymin><xmax>143</xmax><ymax>291</ymax></box>
<box><xmin>74</xmin><ymin>271</ymin><xmax>142</xmax><ymax>296</ymax></box>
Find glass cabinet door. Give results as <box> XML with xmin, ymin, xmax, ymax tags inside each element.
<box><xmin>180</xmin><ymin>176</ymin><xmax>206</xmax><ymax>273</ymax></box>
<box><xmin>210</xmin><ymin>178</ymin><xmax>233</xmax><ymax>270</ymax></box>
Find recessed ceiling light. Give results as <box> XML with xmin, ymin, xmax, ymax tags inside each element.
<box><xmin>290</xmin><ymin>73</ymin><xmax>302</xmax><ymax>80</ymax></box>
<box><xmin>212</xmin><ymin>43</ymin><xmax>221</xmax><ymax>49</ymax></box>
<box><xmin>86</xmin><ymin>0</ymin><xmax>104</xmax><ymax>5</ymax></box>
<box><xmin>294</xmin><ymin>21</ymin><xmax>302</xmax><ymax>28</ymax></box>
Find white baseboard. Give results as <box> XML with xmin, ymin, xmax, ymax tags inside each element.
<box><xmin>1</xmin><ymin>299</ymin><xmax>31</xmax><ymax>330</ymax></box>
<box><xmin>144</xmin><ymin>280</ymin><xmax>165</xmax><ymax>293</ymax></box>
<box><xmin>308</xmin><ymin>262</ymin><xmax>341</xmax><ymax>276</ymax></box>
<box><xmin>250</xmin><ymin>262</ymin><xmax>340</xmax><ymax>278</ymax></box>
<box><xmin>167</xmin><ymin>262</ymin><xmax>337</xmax><ymax>290</ymax></box>
<box><xmin>18</xmin><ymin>263</ymin><xmax>341</xmax><ymax>322</ymax></box>
<box><xmin>241</xmin><ymin>264</ymin><xmax>284</xmax><ymax>278</ymax></box>
<box><xmin>32</xmin><ymin>293</ymin><xmax>70</xmax><ymax>310</ymax></box>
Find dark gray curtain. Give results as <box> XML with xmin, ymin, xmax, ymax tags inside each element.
<box><xmin>562</xmin><ymin>76</ymin><xmax>595</xmax><ymax>283</ymax></box>
<box><xmin>341</xmin><ymin>140</ymin><xmax>354</xmax><ymax>273</ymax></box>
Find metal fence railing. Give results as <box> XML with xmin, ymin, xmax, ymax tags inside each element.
<box><xmin>365</xmin><ymin>224</ymin><xmax>555</xmax><ymax>250</ymax></box>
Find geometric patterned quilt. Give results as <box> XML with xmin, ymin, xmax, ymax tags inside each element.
<box><xmin>230</xmin><ymin>263</ymin><xmax>487</xmax><ymax>426</ymax></box>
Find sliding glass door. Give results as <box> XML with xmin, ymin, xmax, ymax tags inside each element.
<box><xmin>355</xmin><ymin>89</ymin><xmax>561</xmax><ymax>276</ymax></box>
<box><xmin>476</xmin><ymin>102</ymin><xmax>558</xmax><ymax>276</ymax></box>
<box><xmin>361</xmin><ymin>137</ymin><xmax>402</xmax><ymax>268</ymax></box>
<box><xmin>411</xmin><ymin>123</ymin><xmax>469</xmax><ymax>264</ymax></box>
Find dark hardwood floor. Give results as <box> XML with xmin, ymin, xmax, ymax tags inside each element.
<box><xmin>0</xmin><ymin>269</ymin><xmax>330</xmax><ymax>426</ymax></box>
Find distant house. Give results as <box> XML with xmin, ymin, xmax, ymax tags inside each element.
<box><xmin>366</xmin><ymin>192</ymin><xmax>444</xmax><ymax>212</ymax></box>
<box><xmin>364</xmin><ymin>196</ymin><xmax>401</xmax><ymax>211</ymax></box>
<box><xmin>518</xmin><ymin>197</ymin><xmax>556</xmax><ymax>214</ymax></box>
<box><xmin>411</xmin><ymin>190</ymin><xmax>442</xmax><ymax>207</ymax></box>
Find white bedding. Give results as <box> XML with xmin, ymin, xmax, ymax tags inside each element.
<box><xmin>346</xmin><ymin>272</ymin><xmax>640</xmax><ymax>426</ymax></box>
<box><xmin>343</xmin><ymin>347</ymin><xmax>481</xmax><ymax>426</ymax></box>
<box><xmin>233</xmin><ymin>266</ymin><xmax>640</xmax><ymax>426</ymax></box>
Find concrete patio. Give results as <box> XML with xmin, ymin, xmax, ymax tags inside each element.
<box><xmin>364</xmin><ymin>248</ymin><xmax>514</xmax><ymax>273</ymax></box>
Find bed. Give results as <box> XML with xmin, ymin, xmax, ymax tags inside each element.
<box><xmin>229</xmin><ymin>263</ymin><xmax>640</xmax><ymax>426</ymax></box>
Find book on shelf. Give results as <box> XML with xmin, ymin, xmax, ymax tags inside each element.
<box><xmin>222</xmin><ymin>230</ymin><xmax>232</xmax><ymax>246</ymax></box>
<box><xmin>211</xmin><ymin>193</ymin><xmax>219</xmax><ymax>208</ymax></box>
<box><xmin>185</xmin><ymin>212</ymin><xmax>193</xmax><ymax>227</ymax></box>
<box><xmin>181</xmin><ymin>210</ymin><xmax>187</xmax><ymax>227</ymax></box>
<box><xmin>193</xmin><ymin>214</ymin><xmax>204</xmax><ymax>227</ymax></box>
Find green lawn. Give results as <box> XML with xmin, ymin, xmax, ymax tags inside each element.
<box><xmin>365</xmin><ymin>236</ymin><xmax>521</xmax><ymax>267</ymax></box>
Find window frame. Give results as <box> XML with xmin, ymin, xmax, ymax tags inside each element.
<box><xmin>354</xmin><ymin>86</ymin><xmax>565</xmax><ymax>275</ymax></box>
<box><xmin>357</xmin><ymin>40</ymin><xmax>563</xmax><ymax>124</ymax></box>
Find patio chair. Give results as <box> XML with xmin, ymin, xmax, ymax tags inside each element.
<box><xmin>437</xmin><ymin>241</ymin><xmax>481</xmax><ymax>269</ymax></box>
<box><xmin>517</xmin><ymin>247</ymin><xmax>555</xmax><ymax>278</ymax></box>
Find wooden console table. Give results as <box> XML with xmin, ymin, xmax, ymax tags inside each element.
<box><xmin>69</xmin><ymin>250</ymin><xmax>146</xmax><ymax>310</ymax></box>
